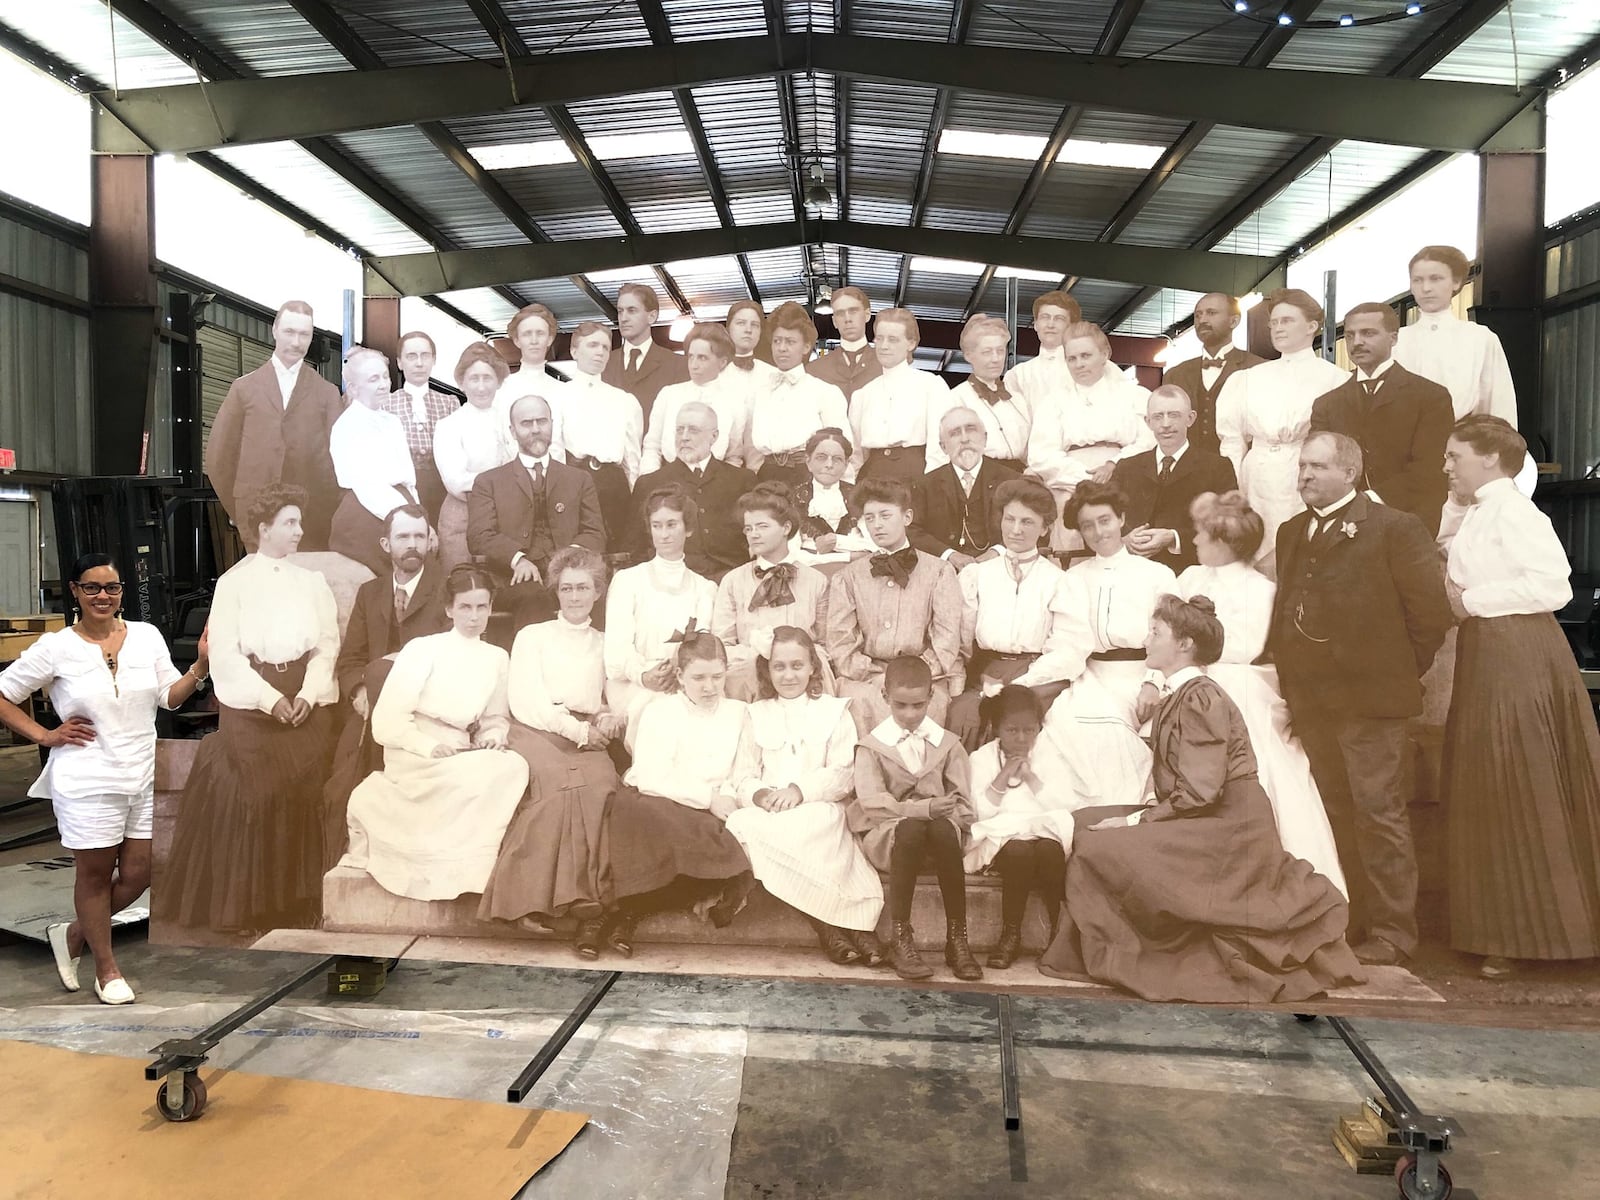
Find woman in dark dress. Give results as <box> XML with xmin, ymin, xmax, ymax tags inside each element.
<box><xmin>157</xmin><ymin>485</ymin><xmax>341</xmax><ymax>933</ymax></box>
<box><xmin>1441</xmin><ymin>415</ymin><xmax>1600</xmax><ymax>978</ymax></box>
<box><xmin>1039</xmin><ymin>593</ymin><xmax>1365</xmax><ymax>1004</ymax></box>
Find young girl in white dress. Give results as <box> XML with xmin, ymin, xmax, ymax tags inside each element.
<box><xmin>342</xmin><ymin>566</ymin><xmax>530</xmax><ymax>901</ymax></box>
<box><xmin>965</xmin><ymin>686</ymin><xmax>1076</xmax><ymax>969</ymax></box>
<box><xmin>604</xmin><ymin>486</ymin><xmax>717</xmax><ymax>742</ymax></box>
<box><xmin>725</xmin><ymin>626</ymin><xmax>884</xmax><ymax>967</ymax></box>
<box><xmin>1175</xmin><ymin>491</ymin><xmax>1346</xmax><ymax>896</ymax></box>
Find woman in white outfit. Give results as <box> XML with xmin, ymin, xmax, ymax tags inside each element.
<box><xmin>1175</xmin><ymin>491</ymin><xmax>1347</xmax><ymax>896</ymax></box>
<box><xmin>1025</xmin><ymin>321</ymin><xmax>1153</xmax><ymax>552</ymax></box>
<box><xmin>604</xmin><ymin>485</ymin><xmax>717</xmax><ymax>739</ymax></box>
<box><xmin>0</xmin><ymin>554</ymin><xmax>209</xmax><ymax>1004</ymax></box>
<box><xmin>1016</xmin><ymin>481</ymin><xmax>1176</xmax><ymax>808</ymax></box>
<box><xmin>1216</xmin><ymin>289</ymin><xmax>1348</xmax><ymax>573</ymax></box>
<box><xmin>343</xmin><ymin>566</ymin><xmax>529</xmax><ymax>900</ymax></box>
<box><xmin>433</xmin><ymin>342</ymin><xmax>514</xmax><ymax>572</ymax></box>
<box><xmin>725</xmin><ymin>626</ymin><xmax>884</xmax><ymax>966</ymax></box>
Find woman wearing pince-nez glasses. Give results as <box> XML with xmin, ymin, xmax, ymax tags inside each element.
<box><xmin>0</xmin><ymin>553</ymin><xmax>208</xmax><ymax>1003</ymax></box>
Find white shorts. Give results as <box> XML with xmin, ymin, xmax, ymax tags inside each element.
<box><xmin>53</xmin><ymin>790</ymin><xmax>154</xmax><ymax>850</ymax></box>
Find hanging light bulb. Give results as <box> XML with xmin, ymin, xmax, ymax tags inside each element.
<box><xmin>1277</xmin><ymin>10</ymin><xmax>1294</xmax><ymax>26</ymax></box>
<box><xmin>1338</xmin><ymin>13</ymin><xmax>1355</xmax><ymax>25</ymax></box>
<box><xmin>804</xmin><ymin>162</ymin><xmax>832</xmax><ymax>208</ymax></box>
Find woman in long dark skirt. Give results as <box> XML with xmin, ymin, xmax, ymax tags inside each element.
<box><xmin>1441</xmin><ymin>415</ymin><xmax>1600</xmax><ymax>978</ymax></box>
<box><xmin>1039</xmin><ymin>594</ymin><xmax>1365</xmax><ymax>1004</ymax></box>
<box><xmin>157</xmin><ymin>485</ymin><xmax>340</xmax><ymax>933</ymax></box>
<box><xmin>600</xmin><ymin>632</ymin><xmax>753</xmax><ymax>955</ymax></box>
<box><xmin>479</xmin><ymin>547</ymin><xmax>623</xmax><ymax>956</ymax></box>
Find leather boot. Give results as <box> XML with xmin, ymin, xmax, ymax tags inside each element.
<box><xmin>945</xmin><ymin>920</ymin><xmax>983</xmax><ymax>981</ymax></box>
<box><xmin>889</xmin><ymin>920</ymin><xmax>933</xmax><ymax>980</ymax></box>
<box><xmin>986</xmin><ymin>923</ymin><xmax>1023</xmax><ymax>970</ymax></box>
<box><xmin>852</xmin><ymin>929</ymin><xmax>889</xmax><ymax>969</ymax></box>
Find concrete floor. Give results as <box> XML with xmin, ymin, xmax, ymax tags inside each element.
<box><xmin>4</xmin><ymin>751</ymin><xmax>1600</xmax><ymax>1197</ymax></box>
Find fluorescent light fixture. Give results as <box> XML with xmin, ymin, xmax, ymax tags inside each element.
<box><xmin>468</xmin><ymin>141</ymin><xmax>575</xmax><ymax>170</ymax></box>
<box><xmin>939</xmin><ymin>128</ymin><xmax>1164</xmax><ymax>170</ymax></box>
<box><xmin>584</xmin><ymin>266</ymin><xmax>658</xmax><ymax>284</ymax></box>
<box><xmin>469</xmin><ymin>129</ymin><xmax>694</xmax><ymax>170</ymax></box>
<box><xmin>669</xmin><ymin>315</ymin><xmax>696</xmax><ymax>342</ymax></box>
<box><xmin>589</xmin><ymin>130</ymin><xmax>695</xmax><ymax>160</ymax></box>
<box><xmin>910</xmin><ymin>256</ymin><xmax>986</xmax><ymax>276</ymax></box>
<box><xmin>996</xmin><ymin>265</ymin><xmax>1065</xmax><ymax>283</ymax></box>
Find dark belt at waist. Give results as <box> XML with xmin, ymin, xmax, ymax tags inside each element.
<box><xmin>977</xmin><ymin>650</ymin><xmax>1040</xmax><ymax>664</ymax></box>
<box><xmin>1089</xmin><ymin>648</ymin><xmax>1146</xmax><ymax>662</ymax></box>
<box><xmin>568</xmin><ymin>453</ymin><xmax>621</xmax><ymax>472</ymax></box>
<box><xmin>248</xmin><ymin>652</ymin><xmax>307</xmax><ymax>673</ymax></box>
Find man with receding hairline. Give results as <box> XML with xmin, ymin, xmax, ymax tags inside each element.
<box><xmin>630</xmin><ymin>400</ymin><xmax>755</xmax><ymax>579</ymax></box>
<box><xmin>1161</xmin><ymin>292</ymin><xmax>1264</xmax><ymax>456</ymax></box>
<box><xmin>1268</xmin><ymin>430</ymin><xmax>1451</xmax><ymax>968</ymax></box>
<box><xmin>205</xmin><ymin>299</ymin><xmax>344</xmax><ymax>550</ymax></box>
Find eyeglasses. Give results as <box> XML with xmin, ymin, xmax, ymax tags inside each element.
<box><xmin>75</xmin><ymin>582</ymin><xmax>124</xmax><ymax>596</ymax></box>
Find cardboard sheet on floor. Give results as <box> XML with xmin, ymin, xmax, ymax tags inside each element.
<box><xmin>0</xmin><ymin>1040</ymin><xmax>587</xmax><ymax>1200</ymax></box>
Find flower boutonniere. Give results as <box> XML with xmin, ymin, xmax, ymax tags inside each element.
<box><xmin>1340</xmin><ymin>521</ymin><xmax>1358</xmax><ymax>540</ymax></box>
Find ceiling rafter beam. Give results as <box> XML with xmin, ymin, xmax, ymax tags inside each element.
<box><xmin>1099</xmin><ymin>0</ymin><xmax>1515</xmax><ymax>331</ymax></box>
<box><xmin>636</xmin><ymin>0</ymin><xmax>760</xmax><ymax>303</ymax></box>
<box><xmin>284</xmin><ymin>0</ymin><xmax>615</xmax><ymax>321</ymax></box>
<box><xmin>959</xmin><ymin>0</ymin><xmax>1146</xmax><ymax>317</ymax></box>
<box><xmin>762</xmin><ymin>0</ymin><xmax>809</xmax><ymax>228</ymax></box>
<box><xmin>362</xmin><ymin>218</ymin><xmax>1282</xmax><ymax>300</ymax></box>
<box><xmin>89</xmin><ymin>33</ymin><xmax>1543</xmax><ymax>159</ymax></box>
<box><xmin>897</xmin><ymin>0</ymin><xmax>973</xmax><ymax>307</ymax></box>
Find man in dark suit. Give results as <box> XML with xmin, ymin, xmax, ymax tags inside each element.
<box><xmin>1112</xmin><ymin>384</ymin><xmax>1238</xmax><ymax>574</ymax></box>
<box><xmin>205</xmin><ymin>300</ymin><xmax>345</xmax><ymax>550</ymax></box>
<box><xmin>1161</xmin><ymin>292</ymin><xmax>1265</xmax><ymax>455</ymax></box>
<box><xmin>1310</xmin><ymin>302</ymin><xmax>1454</xmax><ymax>536</ymax></box>
<box><xmin>631</xmin><ymin>401</ymin><xmax>755</xmax><ymax>580</ymax></box>
<box><xmin>806</xmin><ymin>285</ymin><xmax>883</xmax><ymax>400</ymax></box>
<box><xmin>1269</xmin><ymin>431</ymin><xmax>1452</xmax><ymax>967</ymax></box>
<box><xmin>468</xmin><ymin>394</ymin><xmax>605</xmax><ymax>623</ymax></box>
<box><xmin>909</xmin><ymin>406</ymin><xmax>1019</xmax><ymax>567</ymax></box>
<box><xmin>323</xmin><ymin>503</ymin><xmax>450</xmax><ymax>868</ymax></box>
<box><xmin>601</xmin><ymin>282</ymin><xmax>689</xmax><ymax>427</ymax></box>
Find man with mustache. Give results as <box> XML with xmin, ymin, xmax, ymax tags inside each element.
<box><xmin>1160</xmin><ymin>293</ymin><xmax>1264</xmax><ymax>456</ymax></box>
<box><xmin>323</xmin><ymin>504</ymin><xmax>451</xmax><ymax>867</ymax></box>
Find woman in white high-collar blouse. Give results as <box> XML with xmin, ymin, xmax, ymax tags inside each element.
<box><xmin>480</xmin><ymin>547</ymin><xmax>624</xmax><ymax>956</ymax></box>
<box><xmin>746</xmin><ymin>302</ymin><xmax>850</xmax><ymax>486</ymax></box>
<box><xmin>1216</xmin><ymin>289</ymin><xmax>1349</xmax><ymax>572</ymax></box>
<box><xmin>935</xmin><ymin>314</ymin><xmax>1032</xmax><ymax>474</ymax></box>
<box><xmin>433</xmin><ymin>342</ymin><xmax>514</xmax><ymax>572</ymax></box>
<box><xmin>1439</xmin><ymin>416</ymin><xmax>1600</xmax><ymax>979</ymax></box>
<box><xmin>724</xmin><ymin>626</ymin><xmax>883</xmax><ymax>965</ymax></box>
<box><xmin>604</xmin><ymin>486</ymin><xmax>717</xmax><ymax>741</ymax></box>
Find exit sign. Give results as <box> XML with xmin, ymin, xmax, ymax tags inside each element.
<box><xmin>0</xmin><ymin>448</ymin><xmax>14</xmax><ymax>470</ymax></box>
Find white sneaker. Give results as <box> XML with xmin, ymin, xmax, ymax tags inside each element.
<box><xmin>46</xmin><ymin>923</ymin><xmax>80</xmax><ymax>992</ymax></box>
<box><xmin>94</xmin><ymin>976</ymin><xmax>135</xmax><ymax>1005</ymax></box>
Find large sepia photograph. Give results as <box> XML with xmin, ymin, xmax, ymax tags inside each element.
<box><xmin>29</xmin><ymin>249</ymin><xmax>1581</xmax><ymax>1018</ymax></box>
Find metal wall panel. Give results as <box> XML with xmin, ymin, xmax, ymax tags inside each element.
<box><xmin>0</xmin><ymin>291</ymin><xmax>93</xmax><ymax>475</ymax></box>
<box><xmin>1548</xmin><ymin>224</ymin><xmax>1600</xmax><ymax>300</ymax></box>
<box><xmin>0</xmin><ymin>211</ymin><xmax>88</xmax><ymax>298</ymax></box>
<box><xmin>1539</xmin><ymin>299</ymin><xmax>1600</xmax><ymax>571</ymax></box>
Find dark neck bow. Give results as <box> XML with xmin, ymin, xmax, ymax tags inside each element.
<box><xmin>749</xmin><ymin>561</ymin><xmax>798</xmax><ymax>610</ymax></box>
<box><xmin>869</xmin><ymin>546</ymin><xmax>918</xmax><ymax>587</ymax></box>
<box><xmin>1200</xmin><ymin>355</ymin><xmax>1227</xmax><ymax>369</ymax></box>
<box><xmin>970</xmin><ymin>376</ymin><xmax>1011</xmax><ymax>404</ymax></box>
<box><xmin>665</xmin><ymin>616</ymin><xmax>702</xmax><ymax>645</ymax></box>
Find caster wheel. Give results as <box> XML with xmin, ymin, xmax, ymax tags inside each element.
<box><xmin>156</xmin><ymin>1073</ymin><xmax>207</xmax><ymax>1122</ymax></box>
<box><xmin>1394</xmin><ymin>1153</ymin><xmax>1453</xmax><ymax>1200</ymax></box>
<box><xmin>1293</xmin><ymin>1013</ymin><xmax>1319</xmax><ymax>1023</ymax></box>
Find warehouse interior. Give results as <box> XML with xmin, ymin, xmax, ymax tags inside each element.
<box><xmin>2</xmin><ymin>2</ymin><xmax>1600</xmax><ymax>1197</ymax></box>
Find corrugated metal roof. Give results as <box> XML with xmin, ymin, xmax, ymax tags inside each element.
<box><xmin>154</xmin><ymin>0</ymin><xmax>349</xmax><ymax>76</ymax></box>
<box><xmin>745</xmin><ymin>246</ymin><xmax>807</xmax><ymax>298</ymax></box>
<box><xmin>844</xmin><ymin>81</ymin><xmax>939</xmax><ymax>226</ymax></box>
<box><xmin>905</xmin><ymin>265</ymin><xmax>984</xmax><ymax>320</ymax></box>
<box><xmin>781</xmin><ymin>1</ymin><xmax>835</xmax><ymax>34</ymax></box>
<box><xmin>942</xmin><ymin>93</ymin><xmax>1063</xmax><ymax>140</ymax></box>
<box><xmin>435</xmin><ymin>287</ymin><xmax>525</xmax><ymax>331</ymax></box>
<box><xmin>1117</xmin><ymin>126</ymin><xmax>1308</xmax><ymax>249</ymax></box>
<box><xmin>208</xmin><ymin>141</ymin><xmax>434</xmax><ymax>256</ymax></box>
<box><xmin>4</xmin><ymin>1</ymin><xmax>196</xmax><ymax>87</ymax></box>
<box><xmin>327</xmin><ymin>126</ymin><xmax>528</xmax><ymax>248</ymax></box>
<box><xmin>1426</xmin><ymin>1</ymin><xmax>1600</xmax><ymax>86</ymax></box>
<box><xmin>1019</xmin><ymin>163</ymin><xmax>1150</xmax><ymax>240</ymax></box>
<box><xmin>692</xmin><ymin>79</ymin><xmax>795</xmax><ymax>227</ymax></box>
<box><xmin>316</xmin><ymin>0</ymin><xmax>500</xmax><ymax>68</ymax></box>
<box><xmin>1119</xmin><ymin>288</ymin><xmax>1208</xmax><ymax>338</ymax></box>
<box><xmin>1266</xmin><ymin>7</ymin><xmax>1460</xmax><ymax>76</ymax></box>
<box><xmin>1104</xmin><ymin>0</ymin><xmax>1268</xmax><ymax>64</ymax></box>
<box><xmin>839</xmin><ymin>247</ymin><xmax>902</xmax><ymax>303</ymax></box>
<box><xmin>1067</xmin><ymin>280</ymin><xmax>1152</xmax><ymax>330</ymax></box>
<box><xmin>966</xmin><ymin>0</ymin><xmax>1141</xmax><ymax>55</ymax></box>
<box><xmin>498</xmin><ymin>276</ymin><xmax>608</xmax><ymax>324</ymax></box>
<box><xmin>491</xmin><ymin>0</ymin><xmax>654</xmax><ymax>54</ymax></box>
<box><xmin>922</xmin><ymin>156</ymin><xmax>1027</xmax><ymax>234</ymax></box>
<box><xmin>791</xmin><ymin>72</ymin><xmax>841</xmax><ymax>221</ymax></box>
<box><xmin>662</xmin><ymin>255</ymin><xmax>753</xmax><ymax>310</ymax></box>
<box><xmin>661</xmin><ymin>0</ymin><xmax>770</xmax><ymax>41</ymax></box>
<box><xmin>848</xmin><ymin>0</ymin><xmax>959</xmax><ymax>43</ymax></box>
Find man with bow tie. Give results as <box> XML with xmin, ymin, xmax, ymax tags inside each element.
<box><xmin>467</xmin><ymin>392</ymin><xmax>605</xmax><ymax>626</ymax></box>
<box><xmin>323</xmin><ymin>504</ymin><xmax>450</xmax><ymax>868</ymax></box>
<box><xmin>1111</xmin><ymin>384</ymin><xmax>1238</xmax><ymax>573</ymax></box>
<box><xmin>1268</xmin><ymin>431</ymin><xmax>1451</xmax><ymax>968</ymax></box>
<box><xmin>910</xmin><ymin>406</ymin><xmax>1020</xmax><ymax>570</ymax></box>
<box><xmin>806</xmin><ymin>286</ymin><xmax>883</xmax><ymax>401</ymax></box>
<box><xmin>1160</xmin><ymin>293</ymin><xmax>1265</xmax><ymax>455</ymax></box>
<box><xmin>631</xmin><ymin>401</ymin><xmax>755</xmax><ymax>580</ymax></box>
<box><xmin>825</xmin><ymin>478</ymin><xmax>963</xmax><ymax>733</ymax></box>
<box><xmin>1310</xmin><ymin>302</ymin><xmax>1454</xmax><ymax>536</ymax></box>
